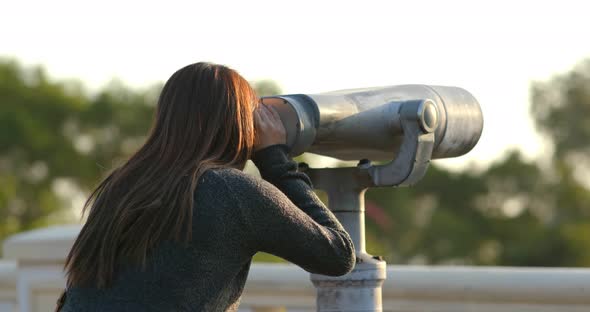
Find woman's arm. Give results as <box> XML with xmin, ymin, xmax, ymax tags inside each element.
<box><xmin>216</xmin><ymin>144</ymin><xmax>355</xmax><ymax>276</ymax></box>
<box><xmin>251</xmin><ymin>144</ymin><xmax>345</xmax><ymax>233</ymax></box>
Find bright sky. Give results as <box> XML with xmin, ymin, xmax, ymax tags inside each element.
<box><xmin>2</xmin><ymin>0</ymin><xmax>589</xmax><ymax>171</ymax></box>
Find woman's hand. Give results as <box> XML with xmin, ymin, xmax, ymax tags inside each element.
<box><xmin>253</xmin><ymin>102</ymin><xmax>287</xmax><ymax>153</ymax></box>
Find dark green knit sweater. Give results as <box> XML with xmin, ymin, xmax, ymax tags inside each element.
<box><xmin>59</xmin><ymin>144</ymin><xmax>356</xmax><ymax>311</ymax></box>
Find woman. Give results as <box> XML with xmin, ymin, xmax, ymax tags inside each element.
<box><xmin>57</xmin><ymin>62</ymin><xmax>355</xmax><ymax>311</ymax></box>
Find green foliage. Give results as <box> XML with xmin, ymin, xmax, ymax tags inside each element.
<box><xmin>252</xmin><ymin>80</ymin><xmax>281</xmax><ymax>97</ymax></box>
<box><xmin>0</xmin><ymin>58</ymin><xmax>159</xmax><ymax>248</ymax></box>
<box><xmin>531</xmin><ymin>59</ymin><xmax>590</xmax><ymax>162</ymax></box>
<box><xmin>252</xmin><ymin>252</ymin><xmax>286</xmax><ymax>263</ymax></box>
<box><xmin>361</xmin><ymin>58</ymin><xmax>590</xmax><ymax>267</ymax></box>
<box><xmin>2</xmin><ymin>57</ymin><xmax>590</xmax><ymax>267</ymax></box>
<box><xmin>364</xmin><ymin>152</ymin><xmax>565</xmax><ymax>266</ymax></box>
<box><xmin>0</xmin><ymin>60</ymin><xmax>287</xmax><ymax>257</ymax></box>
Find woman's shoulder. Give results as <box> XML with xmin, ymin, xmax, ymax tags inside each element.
<box><xmin>203</xmin><ymin>167</ymin><xmax>266</xmax><ymax>192</ymax></box>
<box><xmin>198</xmin><ymin>167</ymin><xmax>277</xmax><ymax>212</ymax></box>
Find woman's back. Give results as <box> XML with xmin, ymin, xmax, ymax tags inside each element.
<box><xmin>59</xmin><ymin>144</ymin><xmax>355</xmax><ymax>311</ymax></box>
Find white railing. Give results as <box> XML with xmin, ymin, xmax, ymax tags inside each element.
<box><xmin>0</xmin><ymin>260</ymin><xmax>17</xmax><ymax>312</ymax></box>
<box><xmin>2</xmin><ymin>225</ymin><xmax>590</xmax><ymax>312</ymax></box>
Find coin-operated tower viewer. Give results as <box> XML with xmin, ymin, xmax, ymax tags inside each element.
<box><xmin>262</xmin><ymin>85</ymin><xmax>484</xmax><ymax>311</ymax></box>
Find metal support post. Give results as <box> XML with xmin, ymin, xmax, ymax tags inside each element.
<box><xmin>297</xmin><ymin>99</ymin><xmax>444</xmax><ymax>311</ymax></box>
<box><xmin>301</xmin><ymin>165</ymin><xmax>387</xmax><ymax>312</ymax></box>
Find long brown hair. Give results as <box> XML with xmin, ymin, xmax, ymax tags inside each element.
<box><xmin>63</xmin><ymin>62</ymin><xmax>258</xmax><ymax>289</ymax></box>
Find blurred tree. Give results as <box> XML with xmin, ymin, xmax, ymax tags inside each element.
<box><xmin>364</xmin><ymin>150</ymin><xmax>589</xmax><ymax>267</ymax></box>
<box><xmin>360</xmin><ymin>58</ymin><xmax>590</xmax><ymax>267</ymax></box>
<box><xmin>531</xmin><ymin>59</ymin><xmax>590</xmax><ymax>165</ymax></box>
<box><xmin>2</xmin><ymin>57</ymin><xmax>590</xmax><ymax>267</ymax></box>
<box><xmin>0</xmin><ymin>59</ymin><xmax>158</xmax><ymax>247</ymax></box>
<box><xmin>529</xmin><ymin>58</ymin><xmax>590</xmax><ymax>266</ymax></box>
<box><xmin>0</xmin><ymin>59</ymin><xmax>86</xmax><ymax>239</ymax></box>
<box><xmin>252</xmin><ymin>80</ymin><xmax>281</xmax><ymax>96</ymax></box>
<box><xmin>0</xmin><ymin>60</ymin><xmax>288</xmax><ymax>261</ymax></box>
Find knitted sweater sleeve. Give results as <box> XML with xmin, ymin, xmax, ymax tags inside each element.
<box><xmin>218</xmin><ymin>144</ymin><xmax>356</xmax><ymax>276</ymax></box>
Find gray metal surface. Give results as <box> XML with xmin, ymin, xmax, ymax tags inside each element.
<box><xmin>302</xmin><ymin>164</ymin><xmax>386</xmax><ymax>311</ymax></box>
<box><xmin>367</xmin><ymin>99</ymin><xmax>436</xmax><ymax>186</ymax></box>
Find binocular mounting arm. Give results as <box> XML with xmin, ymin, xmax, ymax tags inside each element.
<box><xmin>300</xmin><ymin>99</ymin><xmax>438</xmax><ymax>189</ymax></box>
<box><xmin>367</xmin><ymin>99</ymin><xmax>438</xmax><ymax>187</ymax></box>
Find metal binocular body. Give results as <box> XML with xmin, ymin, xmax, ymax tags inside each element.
<box><xmin>262</xmin><ymin>85</ymin><xmax>483</xmax><ymax>187</ymax></box>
